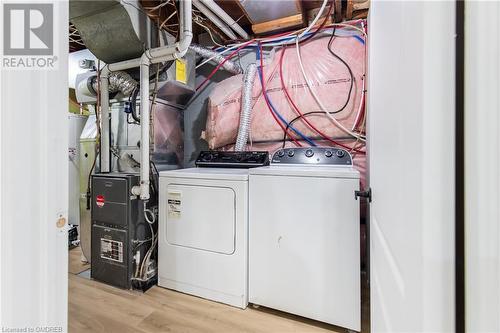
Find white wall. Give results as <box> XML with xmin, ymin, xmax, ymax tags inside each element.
<box><xmin>0</xmin><ymin>1</ymin><xmax>69</xmax><ymax>331</ymax></box>
<box><xmin>465</xmin><ymin>2</ymin><xmax>500</xmax><ymax>332</ymax></box>
<box><xmin>368</xmin><ymin>1</ymin><xmax>455</xmax><ymax>332</ymax></box>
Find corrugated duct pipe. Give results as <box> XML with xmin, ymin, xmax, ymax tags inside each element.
<box><xmin>235</xmin><ymin>63</ymin><xmax>257</xmax><ymax>151</ymax></box>
<box><xmin>189</xmin><ymin>43</ymin><xmax>242</xmax><ymax>74</ymax></box>
<box><xmin>92</xmin><ymin>71</ymin><xmax>137</xmax><ymax>96</ymax></box>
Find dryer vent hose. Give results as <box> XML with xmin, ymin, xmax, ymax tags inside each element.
<box><xmin>235</xmin><ymin>63</ymin><xmax>257</xmax><ymax>151</ymax></box>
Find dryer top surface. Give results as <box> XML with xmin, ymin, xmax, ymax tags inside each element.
<box><xmin>159</xmin><ymin>167</ymin><xmax>249</xmax><ymax>181</ymax></box>
<box><xmin>249</xmin><ymin>165</ymin><xmax>360</xmax><ymax>179</ymax></box>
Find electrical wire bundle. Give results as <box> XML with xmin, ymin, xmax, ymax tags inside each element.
<box><xmin>199</xmin><ymin>34</ymin><xmax>366</xmax><ymax>153</ymax></box>
<box><xmin>194</xmin><ymin>0</ymin><xmax>367</xmax><ymax>155</ymax></box>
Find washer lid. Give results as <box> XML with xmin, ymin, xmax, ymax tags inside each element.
<box><xmin>159</xmin><ymin>167</ymin><xmax>249</xmax><ymax>181</ymax></box>
<box><xmin>248</xmin><ymin>165</ymin><xmax>360</xmax><ymax>179</ymax></box>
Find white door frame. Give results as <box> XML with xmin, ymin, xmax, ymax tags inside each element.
<box><xmin>0</xmin><ymin>1</ymin><xmax>69</xmax><ymax>331</ymax></box>
<box><xmin>464</xmin><ymin>2</ymin><xmax>500</xmax><ymax>332</ymax></box>
<box><xmin>368</xmin><ymin>1</ymin><xmax>456</xmax><ymax>331</ymax></box>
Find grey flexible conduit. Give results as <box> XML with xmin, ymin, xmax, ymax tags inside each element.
<box><xmin>235</xmin><ymin>63</ymin><xmax>257</xmax><ymax>151</ymax></box>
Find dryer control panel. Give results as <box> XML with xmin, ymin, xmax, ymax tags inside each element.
<box><xmin>271</xmin><ymin>147</ymin><xmax>353</xmax><ymax>165</ymax></box>
<box><xmin>196</xmin><ymin>150</ymin><xmax>270</xmax><ymax>168</ymax></box>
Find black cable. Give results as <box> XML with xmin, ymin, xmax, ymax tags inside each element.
<box><xmin>151</xmin><ymin>160</ymin><xmax>159</xmax><ymax>176</ymax></box>
<box><xmin>455</xmin><ymin>1</ymin><xmax>465</xmax><ymax>332</ymax></box>
<box><xmin>150</xmin><ymin>60</ymin><xmax>173</xmax><ymax>80</ymax></box>
<box><xmin>131</xmin><ymin>62</ymin><xmax>167</xmax><ymax>124</ymax></box>
<box><xmin>281</xmin><ymin>30</ymin><xmax>355</xmax><ymax>148</ymax></box>
<box><xmin>86</xmin><ymin>94</ymin><xmax>101</xmax><ymax>209</ymax></box>
<box><xmin>130</xmin><ymin>87</ymin><xmax>141</xmax><ymax>123</ymax></box>
<box><xmin>148</xmin><ymin>160</ymin><xmax>160</xmax><ymax>206</ymax></box>
<box><xmin>326</xmin><ymin>28</ymin><xmax>355</xmax><ymax>114</ymax></box>
<box><xmin>127</xmin><ymin>113</ymin><xmax>139</xmax><ymax>125</ymax></box>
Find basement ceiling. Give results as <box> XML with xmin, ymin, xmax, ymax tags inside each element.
<box><xmin>70</xmin><ymin>0</ymin><xmax>369</xmax><ymax>53</ymax></box>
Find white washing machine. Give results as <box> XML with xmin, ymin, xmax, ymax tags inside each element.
<box><xmin>158</xmin><ymin>168</ymin><xmax>249</xmax><ymax>309</ymax></box>
<box><xmin>249</xmin><ymin>147</ymin><xmax>361</xmax><ymax>331</ymax></box>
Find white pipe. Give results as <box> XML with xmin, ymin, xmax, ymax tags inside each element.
<box><xmin>100</xmin><ymin>66</ymin><xmax>110</xmax><ymax>172</ymax></box>
<box><xmin>145</xmin><ymin>0</ymin><xmax>193</xmax><ymax>61</ymax></box>
<box><xmin>99</xmin><ymin>0</ymin><xmax>193</xmax><ymax>199</ymax></box>
<box><xmin>108</xmin><ymin>58</ymin><xmax>142</xmax><ymax>72</ymax></box>
<box><xmin>198</xmin><ymin>0</ymin><xmax>249</xmax><ymax>40</ymax></box>
<box><xmin>99</xmin><ymin>58</ymin><xmax>141</xmax><ymax>174</ymax></box>
<box><xmin>132</xmin><ymin>0</ymin><xmax>193</xmax><ymax>200</ymax></box>
<box><xmin>137</xmin><ymin>54</ymin><xmax>151</xmax><ymax>200</ymax></box>
<box><xmin>193</xmin><ymin>0</ymin><xmax>238</xmax><ymax>40</ymax></box>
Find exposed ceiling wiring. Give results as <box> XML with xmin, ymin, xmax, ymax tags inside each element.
<box><xmin>194</xmin><ymin>18</ymin><xmax>225</xmax><ymax>47</ymax></box>
<box><xmin>294</xmin><ymin>32</ymin><xmax>366</xmax><ymax>142</ymax></box>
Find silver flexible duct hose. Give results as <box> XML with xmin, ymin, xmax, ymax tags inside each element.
<box><xmin>235</xmin><ymin>63</ymin><xmax>257</xmax><ymax>151</ymax></box>
<box><xmin>189</xmin><ymin>43</ymin><xmax>243</xmax><ymax>74</ymax></box>
<box><xmin>92</xmin><ymin>71</ymin><xmax>137</xmax><ymax>96</ymax></box>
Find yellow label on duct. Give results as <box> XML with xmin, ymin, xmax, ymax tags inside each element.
<box><xmin>175</xmin><ymin>59</ymin><xmax>187</xmax><ymax>84</ymax></box>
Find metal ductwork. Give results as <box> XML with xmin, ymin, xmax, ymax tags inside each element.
<box><xmin>189</xmin><ymin>43</ymin><xmax>242</xmax><ymax>74</ymax></box>
<box><xmin>75</xmin><ymin>70</ymin><xmax>137</xmax><ymax>103</ymax></box>
<box><xmin>70</xmin><ymin>0</ymin><xmax>157</xmax><ymax>63</ymax></box>
<box><xmin>93</xmin><ymin>71</ymin><xmax>137</xmax><ymax>96</ymax></box>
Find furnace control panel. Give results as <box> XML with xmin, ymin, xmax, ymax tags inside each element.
<box><xmin>271</xmin><ymin>147</ymin><xmax>353</xmax><ymax>165</ymax></box>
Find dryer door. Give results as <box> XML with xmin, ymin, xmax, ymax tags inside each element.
<box><xmin>165</xmin><ymin>183</ymin><xmax>236</xmax><ymax>254</ymax></box>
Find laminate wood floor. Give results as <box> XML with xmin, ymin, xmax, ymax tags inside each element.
<box><xmin>68</xmin><ymin>245</ymin><xmax>90</xmax><ymax>275</ymax></box>
<box><xmin>68</xmin><ymin>246</ymin><xmax>368</xmax><ymax>333</ymax></box>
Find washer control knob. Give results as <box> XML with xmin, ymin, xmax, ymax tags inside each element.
<box><xmin>305</xmin><ymin>149</ymin><xmax>314</xmax><ymax>158</ymax></box>
<box><xmin>277</xmin><ymin>150</ymin><xmax>285</xmax><ymax>158</ymax></box>
<box><xmin>336</xmin><ymin>150</ymin><xmax>346</xmax><ymax>158</ymax></box>
<box><xmin>325</xmin><ymin>150</ymin><xmax>333</xmax><ymax>158</ymax></box>
<box><xmin>287</xmin><ymin>150</ymin><xmax>295</xmax><ymax>157</ymax></box>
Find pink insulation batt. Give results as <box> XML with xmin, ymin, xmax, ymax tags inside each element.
<box><xmin>203</xmin><ymin>32</ymin><xmax>367</xmax><ymax>214</ymax></box>
<box><xmin>203</xmin><ymin>35</ymin><xmax>365</xmax><ymax>148</ymax></box>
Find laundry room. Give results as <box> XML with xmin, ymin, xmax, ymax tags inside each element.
<box><xmin>66</xmin><ymin>0</ymin><xmax>371</xmax><ymax>330</ymax></box>
<box><xmin>2</xmin><ymin>0</ymin><xmax>499</xmax><ymax>332</ymax></box>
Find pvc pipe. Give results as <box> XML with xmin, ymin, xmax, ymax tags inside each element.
<box><xmin>180</xmin><ymin>0</ymin><xmax>193</xmax><ymax>53</ymax></box>
<box><xmin>192</xmin><ymin>0</ymin><xmax>238</xmax><ymax>40</ymax></box>
<box><xmin>99</xmin><ymin>0</ymin><xmax>194</xmax><ymax>200</ymax></box>
<box><xmin>99</xmin><ymin>58</ymin><xmax>141</xmax><ymax>173</ymax></box>
<box><xmin>132</xmin><ymin>0</ymin><xmax>193</xmax><ymax>200</ymax></box>
<box><xmin>198</xmin><ymin>0</ymin><xmax>249</xmax><ymax>40</ymax></box>
<box><xmin>146</xmin><ymin>0</ymin><xmax>193</xmax><ymax>61</ymax></box>
<box><xmin>100</xmin><ymin>66</ymin><xmax>110</xmax><ymax>172</ymax></box>
<box><xmin>138</xmin><ymin>54</ymin><xmax>151</xmax><ymax>200</ymax></box>
<box><xmin>108</xmin><ymin>57</ymin><xmax>141</xmax><ymax>72</ymax></box>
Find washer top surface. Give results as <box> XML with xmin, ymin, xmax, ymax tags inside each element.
<box><xmin>159</xmin><ymin>167</ymin><xmax>249</xmax><ymax>181</ymax></box>
<box><xmin>249</xmin><ymin>165</ymin><xmax>359</xmax><ymax>179</ymax></box>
